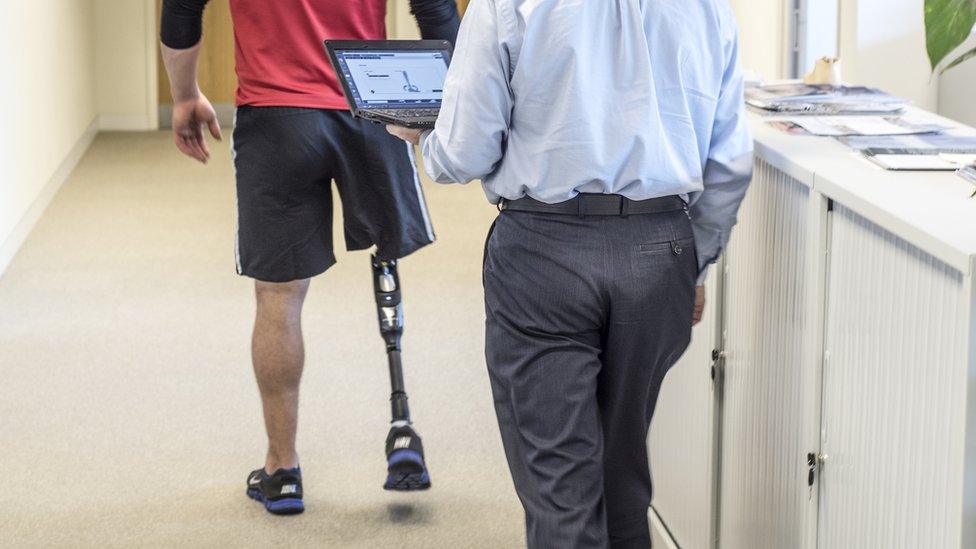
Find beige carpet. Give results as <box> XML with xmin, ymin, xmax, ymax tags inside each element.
<box><xmin>0</xmin><ymin>132</ymin><xmax>524</xmax><ymax>548</ymax></box>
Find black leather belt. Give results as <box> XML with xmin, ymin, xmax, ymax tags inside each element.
<box><xmin>499</xmin><ymin>193</ymin><xmax>686</xmax><ymax>216</ymax></box>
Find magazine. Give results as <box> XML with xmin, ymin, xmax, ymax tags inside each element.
<box><xmin>746</xmin><ymin>83</ymin><xmax>908</xmax><ymax>115</ymax></box>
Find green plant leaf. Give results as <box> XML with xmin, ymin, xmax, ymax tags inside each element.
<box><xmin>925</xmin><ymin>0</ymin><xmax>976</xmax><ymax>70</ymax></box>
<box><xmin>940</xmin><ymin>45</ymin><xmax>976</xmax><ymax>72</ymax></box>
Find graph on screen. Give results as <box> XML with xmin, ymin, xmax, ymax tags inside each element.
<box><xmin>338</xmin><ymin>51</ymin><xmax>448</xmax><ymax>106</ymax></box>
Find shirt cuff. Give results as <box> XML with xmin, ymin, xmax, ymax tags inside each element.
<box><xmin>695</xmin><ymin>264</ymin><xmax>711</xmax><ymax>286</ymax></box>
<box><xmin>417</xmin><ymin>129</ymin><xmax>434</xmax><ymax>175</ymax></box>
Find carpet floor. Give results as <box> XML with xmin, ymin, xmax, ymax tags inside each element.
<box><xmin>0</xmin><ymin>131</ymin><xmax>524</xmax><ymax>548</ymax></box>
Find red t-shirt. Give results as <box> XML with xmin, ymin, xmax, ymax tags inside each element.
<box><xmin>228</xmin><ymin>0</ymin><xmax>388</xmax><ymax>110</ymax></box>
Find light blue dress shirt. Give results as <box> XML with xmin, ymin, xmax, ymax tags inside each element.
<box><xmin>421</xmin><ymin>0</ymin><xmax>754</xmax><ymax>283</ymax></box>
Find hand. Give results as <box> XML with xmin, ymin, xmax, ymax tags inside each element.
<box><xmin>386</xmin><ymin>125</ymin><xmax>424</xmax><ymax>146</ymax></box>
<box><xmin>171</xmin><ymin>94</ymin><xmax>221</xmax><ymax>163</ymax></box>
<box><xmin>692</xmin><ymin>285</ymin><xmax>706</xmax><ymax>326</ymax></box>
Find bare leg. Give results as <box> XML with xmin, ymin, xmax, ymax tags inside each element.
<box><xmin>252</xmin><ymin>279</ymin><xmax>310</xmax><ymax>473</ymax></box>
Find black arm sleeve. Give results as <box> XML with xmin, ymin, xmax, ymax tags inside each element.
<box><xmin>160</xmin><ymin>0</ymin><xmax>210</xmax><ymax>49</ymax></box>
<box><xmin>409</xmin><ymin>0</ymin><xmax>461</xmax><ymax>44</ymax></box>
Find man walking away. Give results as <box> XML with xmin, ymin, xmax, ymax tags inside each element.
<box><xmin>388</xmin><ymin>0</ymin><xmax>753</xmax><ymax>546</ymax></box>
<box><xmin>160</xmin><ymin>0</ymin><xmax>459</xmax><ymax>515</ymax></box>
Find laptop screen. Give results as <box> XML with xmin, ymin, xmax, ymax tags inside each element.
<box><xmin>333</xmin><ymin>49</ymin><xmax>449</xmax><ymax>110</ymax></box>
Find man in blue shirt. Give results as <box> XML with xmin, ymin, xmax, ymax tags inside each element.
<box><xmin>389</xmin><ymin>0</ymin><xmax>753</xmax><ymax>545</ymax></box>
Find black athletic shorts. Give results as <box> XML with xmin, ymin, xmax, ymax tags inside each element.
<box><xmin>231</xmin><ymin>106</ymin><xmax>435</xmax><ymax>283</ymax></box>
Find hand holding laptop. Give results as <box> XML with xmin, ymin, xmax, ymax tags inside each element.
<box><xmin>386</xmin><ymin>125</ymin><xmax>425</xmax><ymax>145</ymax></box>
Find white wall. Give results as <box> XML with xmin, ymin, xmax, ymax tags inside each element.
<box><xmin>938</xmin><ymin>33</ymin><xmax>976</xmax><ymax>127</ymax></box>
<box><xmin>940</xmin><ymin>61</ymin><xmax>976</xmax><ymax>127</ymax></box>
<box><xmin>0</xmin><ymin>1</ymin><xmax>99</xmax><ymax>275</ymax></box>
<box><xmin>386</xmin><ymin>0</ymin><xmax>421</xmax><ymax>40</ymax></box>
<box><xmin>838</xmin><ymin>0</ymin><xmax>939</xmax><ymax>109</ymax></box>
<box><xmin>729</xmin><ymin>0</ymin><xmax>788</xmax><ymax>80</ymax></box>
<box><xmin>94</xmin><ymin>0</ymin><xmax>158</xmax><ymax>130</ymax></box>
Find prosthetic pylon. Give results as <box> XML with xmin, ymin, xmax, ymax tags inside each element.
<box><xmin>372</xmin><ymin>255</ymin><xmax>410</xmax><ymax>422</ymax></box>
<box><xmin>371</xmin><ymin>255</ymin><xmax>431</xmax><ymax>491</ymax></box>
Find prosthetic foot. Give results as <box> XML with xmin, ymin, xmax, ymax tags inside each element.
<box><xmin>372</xmin><ymin>255</ymin><xmax>432</xmax><ymax>491</ymax></box>
<box><xmin>384</xmin><ymin>424</ymin><xmax>431</xmax><ymax>491</ymax></box>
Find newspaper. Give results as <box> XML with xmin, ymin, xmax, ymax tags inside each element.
<box><xmin>746</xmin><ymin>83</ymin><xmax>908</xmax><ymax>115</ymax></box>
<box><xmin>958</xmin><ymin>165</ymin><xmax>976</xmax><ymax>186</ymax></box>
<box><xmin>836</xmin><ymin>134</ymin><xmax>976</xmax><ymax>151</ymax></box>
<box><xmin>777</xmin><ymin>115</ymin><xmax>942</xmax><ymax>137</ymax></box>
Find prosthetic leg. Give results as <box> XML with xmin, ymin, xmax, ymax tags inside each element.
<box><xmin>372</xmin><ymin>255</ymin><xmax>431</xmax><ymax>491</ymax></box>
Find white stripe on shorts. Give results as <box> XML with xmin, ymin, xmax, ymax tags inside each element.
<box><xmin>405</xmin><ymin>142</ymin><xmax>435</xmax><ymax>243</ymax></box>
<box><xmin>231</xmin><ymin>109</ymin><xmax>242</xmax><ymax>275</ymax></box>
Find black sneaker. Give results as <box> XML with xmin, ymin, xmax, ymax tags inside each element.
<box><xmin>384</xmin><ymin>425</ymin><xmax>431</xmax><ymax>491</ymax></box>
<box><xmin>246</xmin><ymin>467</ymin><xmax>304</xmax><ymax>515</ymax></box>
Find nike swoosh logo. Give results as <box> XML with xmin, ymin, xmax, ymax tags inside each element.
<box><xmin>248</xmin><ymin>475</ymin><xmax>262</xmax><ymax>486</ymax></box>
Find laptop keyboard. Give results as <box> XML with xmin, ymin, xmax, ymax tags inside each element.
<box><xmin>373</xmin><ymin>108</ymin><xmax>439</xmax><ymax>119</ymax></box>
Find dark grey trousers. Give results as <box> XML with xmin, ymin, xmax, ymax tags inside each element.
<box><xmin>483</xmin><ymin>207</ymin><xmax>697</xmax><ymax>549</ymax></box>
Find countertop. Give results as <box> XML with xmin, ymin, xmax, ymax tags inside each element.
<box><xmin>749</xmin><ymin>109</ymin><xmax>976</xmax><ymax>274</ymax></box>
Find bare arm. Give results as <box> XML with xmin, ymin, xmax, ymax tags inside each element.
<box><xmin>161</xmin><ymin>43</ymin><xmax>203</xmax><ymax>104</ymax></box>
<box><xmin>160</xmin><ymin>0</ymin><xmax>220</xmax><ymax>163</ymax></box>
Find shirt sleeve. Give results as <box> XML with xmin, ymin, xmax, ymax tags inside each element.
<box><xmin>421</xmin><ymin>0</ymin><xmax>514</xmax><ymax>185</ymax></box>
<box><xmin>160</xmin><ymin>0</ymin><xmax>210</xmax><ymax>49</ymax></box>
<box><xmin>410</xmin><ymin>0</ymin><xmax>462</xmax><ymax>44</ymax></box>
<box><xmin>688</xmin><ymin>16</ymin><xmax>754</xmax><ymax>285</ymax></box>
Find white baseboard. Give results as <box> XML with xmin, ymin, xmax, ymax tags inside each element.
<box><xmin>649</xmin><ymin>506</ymin><xmax>681</xmax><ymax>549</ymax></box>
<box><xmin>99</xmin><ymin>114</ymin><xmax>156</xmax><ymax>131</ymax></box>
<box><xmin>0</xmin><ymin>117</ymin><xmax>99</xmax><ymax>278</ymax></box>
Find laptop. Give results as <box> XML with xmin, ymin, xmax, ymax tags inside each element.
<box><xmin>325</xmin><ymin>40</ymin><xmax>453</xmax><ymax>129</ymax></box>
